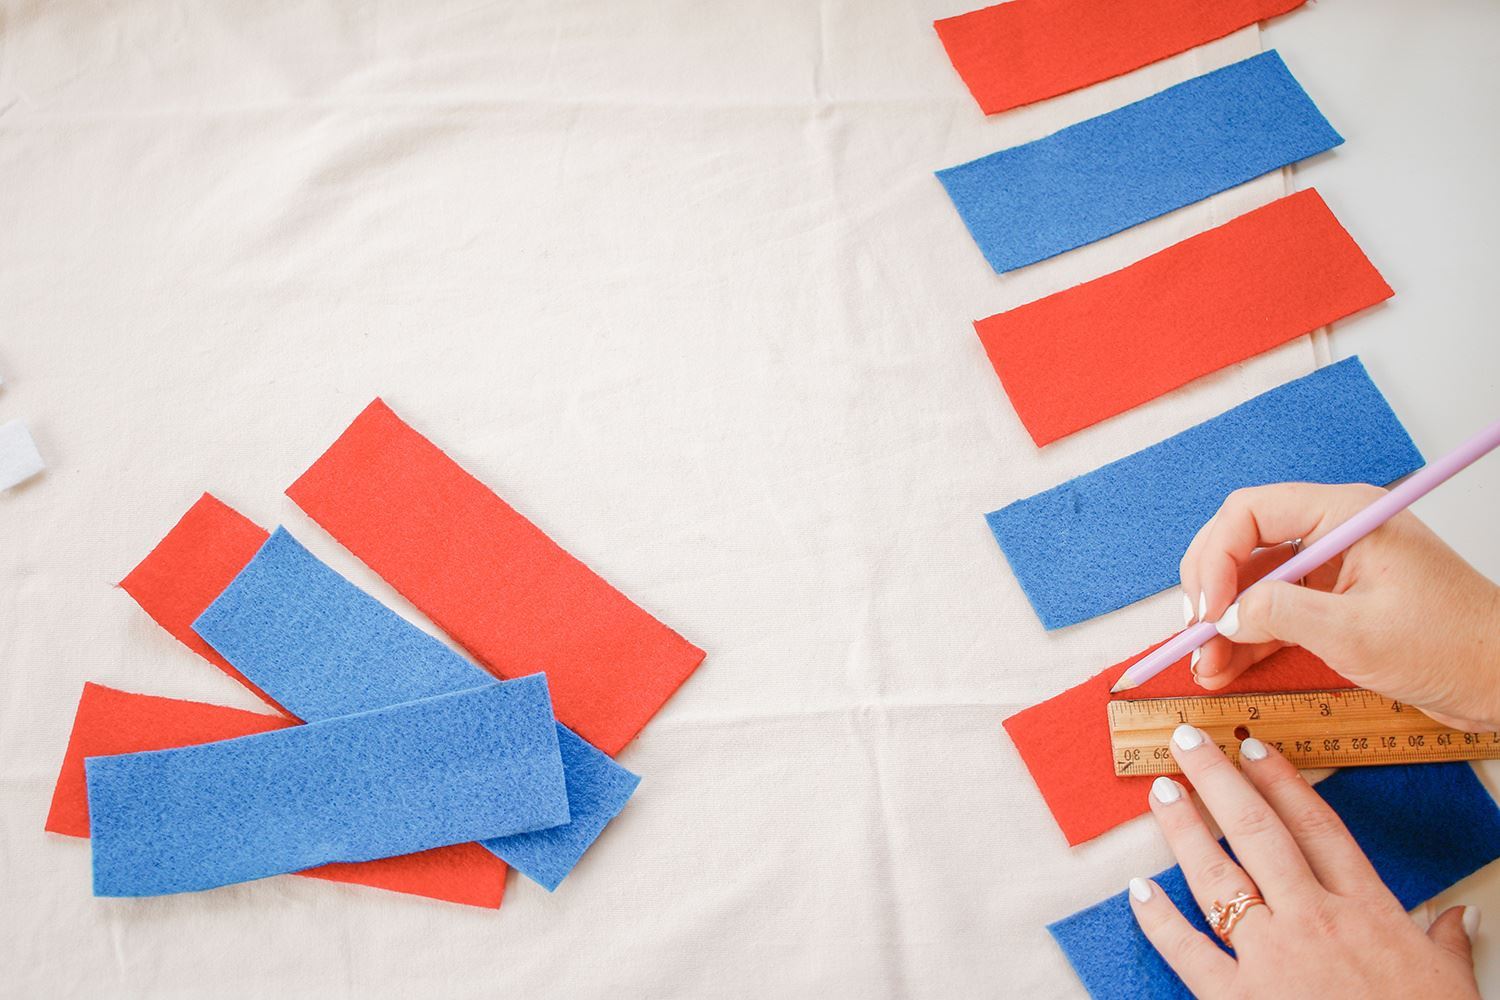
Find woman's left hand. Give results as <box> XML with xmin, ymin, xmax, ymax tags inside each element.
<box><xmin>1128</xmin><ymin>727</ymin><xmax>1481</xmax><ymax>998</ymax></box>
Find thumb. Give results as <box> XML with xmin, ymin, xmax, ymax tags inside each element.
<box><xmin>1215</xmin><ymin>580</ymin><xmax>1351</xmax><ymax>657</ymax></box>
<box><xmin>1427</xmin><ymin>905</ymin><xmax>1479</xmax><ymax>966</ymax></box>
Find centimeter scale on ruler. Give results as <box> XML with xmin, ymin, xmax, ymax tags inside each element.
<box><xmin>1109</xmin><ymin>688</ymin><xmax>1500</xmax><ymax>776</ymax></box>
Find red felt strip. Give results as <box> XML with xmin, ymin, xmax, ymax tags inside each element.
<box><xmin>118</xmin><ymin>494</ymin><xmax>285</xmax><ymax>714</ymax></box>
<box><xmin>110</xmin><ymin>494</ymin><xmax>510</xmax><ymax>907</ymax></box>
<box><xmin>977</xmin><ymin>189</ymin><xmax>1394</xmax><ymax>447</ymax></box>
<box><xmin>285</xmin><ymin>399</ymin><xmax>706</xmax><ymax>756</ymax></box>
<box><xmin>46</xmin><ymin>683</ymin><xmax>507</xmax><ymax>909</ymax></box>
<box><xmin>934</xmin><ymin>0</ymin><xmax>1307</xmax><ymax>115</ymax></box>
<box><xmin>1003</xmin><ymin>643</ymin><xmax>1354</xmax><ymax>846</ymax></box>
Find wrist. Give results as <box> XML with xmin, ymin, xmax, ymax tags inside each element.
<box><xmin>1481</xmin><ymin>582</ymin><xmax>1500</xmax><ymax>730</ymax></box>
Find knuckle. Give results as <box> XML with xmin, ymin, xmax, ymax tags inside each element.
<box><xmin>1297</xmin><ymin>895</ymin><xmax>1344</xmax><ymax>941</ymax></box>
<box><xmin>1229</xmin><ymin>802</ymin><xmax>1281</xmax><ymax>839</ymax></box>
<box><xmin>1286</xmin><ymin>801</ymin><xmax>1345</xmax><ymax>840</ymax></box>
<box><xmin>1343</xmin><ymin>483</ymin><xmax>1387</xmax><ymax>504</ymax></box>
<box><xmin>1195</xmin><ymin>753</ymin><xmax>1235</xmax><ymax>780</ymax></box>
<box><xmin>1261</xmin><ymin>766</ymin><xmax>1310</xmax><ymax>799</ymax></box>
<box><xmin>1199</xmin><ymin>857</ymin><xmax>1243</xmax><ymax>888</ymax></box>
<box><xmin>1221</xmin><ymin>488</ymin><xmax>1255</xmax><ymax>516</ymax></box>
<box><xmin>1242</xmin><ymin>586</ymin><xmax>1276</xmax><ymax>628</ymax></box>
<box><xmin>1165</xmin><ymin>923</ymin><xmax>1213</xmax><ymax>963</ymax></box>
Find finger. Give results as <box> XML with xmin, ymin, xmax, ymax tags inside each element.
<box><xmin>1168</xmin><ymin>725</ymin><xmax>1319</xmax><ymax>906</ymax></box>
<box><xmin>1235</xmin><ymin>738</ymin><xmax>1384</xmax><ymax>897</ymax></box>
<box><xmin>1148</xmin><ymin>772</ymin><xmax>1272</xmax><ymax>952</ymax></box>
<box><xmin>1179</xmin><ymin>514</ymin><xmax>1213</xmax><ymax>627</ymax></box>
<box><xmin>1193</xmin><ymin>639</ymin><xmax>1284</xmax><ymax>690</ymax></box>
<box><xmin>1190</xmin><ymin>634</ymin><xmax>1232</xmax><ymax>687</ymax></box>
<box><xmin>1427</xmin><ymin>905</ymin><xmax>1480</xmax><ymax>968</ymax></box>
<box><xmin>1200</xmin><ymin>539</ymin><xmax>1296</xmax><ymax>626</ymax></box>
<box><xmin>1128</xmin><ymin>877</ymin><xmax>1238</xmax><ymax>994</ymax></box>
<box><xmin>1190</xmin><ymin>484</ymin><xmax>1384</xmax><ymax>622</ymax></box>
<box><xmin>1192</xmin><ymin>547</ymin><xmax>1291</xmax><ymax>686</ymax></box>
<box><xmin>1178</xmin><ymin>519</ymin><xmax>1290</xmax><ymax>627</ymax></box>
<box><xmin>1215</xmin><ymin>580</ymin><xmax>1357</xmax><ymax>663</ymax></box>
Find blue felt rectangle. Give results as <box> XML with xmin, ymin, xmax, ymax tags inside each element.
<box><xmin>193</xmin><ymin>527</ymin><xmax>641</xmax><ymax>890</ymax></box>
<box><xmin>986</xmin><ymin>357</ymin><xmax>1422</xmax><ymax>630</ymax></box>
<box><xmin>936</xmin><ymin>50</ymin><xmax>1342</xmax><ymax>273</ymax></box>
<box><xmin>87</xmin><ymin>678</ymin><xmax>569</xmax><ymax>897</ymax></box>
<box><xmin>1049</xmin><ymin>762</ymin><xmax>1500</xmax><ymax>1000</ymax></box>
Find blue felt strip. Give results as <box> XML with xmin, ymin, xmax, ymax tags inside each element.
<box><xmin>87</xmin><ymin>679</ymin><xmax>569</xmax><ymax>896</ymax></box>
<box><xmin>936</xmin><ymin>51</ymin><xmax>1342</xmax><ymax>273</ymax></box>
<box><xmin>1049</xmin><ymin>762</ymin><xmax>1500</xmax><ymax>1000</ymax></box>
<box><xmin>986</xmin><ymin>357</ymin><xmax>1422</xmax><ymax>630</ymax></box>
<box><xmin>193</xmin><ymin>527</ymin><xmax>641</xmax><ymax>890</ymax></box>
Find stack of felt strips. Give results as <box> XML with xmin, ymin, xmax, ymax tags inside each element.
<box><xmin>929</xmin><ymin>2</ymin><xmax>1500</xmax><ymax>997</ymax></box>
<box><xmin>45</xmin><ymin>399</ymin><xmax>704</xmax><ymax>906</ymax></box>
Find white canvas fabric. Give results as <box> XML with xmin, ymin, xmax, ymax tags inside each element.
<box><xmin>1</xmin><ymin>2</ymin><xmax>1494</xmax><ymax>996</ymax></box>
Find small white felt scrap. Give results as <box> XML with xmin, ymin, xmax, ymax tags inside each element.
<box><xmin>0</xmin><ymin>419</ymin><xmax>45</xmax><ymax>490</ymax></box>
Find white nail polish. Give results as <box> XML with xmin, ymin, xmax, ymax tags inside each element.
<box><xmin>1198</xmin><ymin>591</ymin><xmax>1207</xmax><ymax>622</ymax></box>
<box><xmin>1241</xmin><ymin>737</ymin><xmax>1268</xmax><ymax>761</ymax></box>
<box><xmin>1151</xmin><ymin>776</ymin><xmax>1182</xmax><ymax>803</ymax></box>
<box><xmin>1183</xmin><ymin>592</ymin><xmax>1195</xmax><ymax>625</ymax></box>
<box><xmin>1172</xmin><ymin>724</ymin><xmax>1204</xmax><ymax>750</ymax></box>
<box><xmin>1464</xmin><ymin>905</ymin><xmax>1482</xmax><ymax>942</ymax></box>
<box><xmin>1217</xmin><ymin>602</ymin><xmax>1240</xmax><ymax>638</ymax></box>
<box><xmin>1190</xmin><ymin>649</ymin><xmax>1201</xmax><ymax>671</ymax></box>
<box><xmin>1129</xmin><ymin>877</ymin><xmax>1154</xmax><ymax>902</ymax></box>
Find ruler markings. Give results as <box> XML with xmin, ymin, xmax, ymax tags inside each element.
<box><xmin>1109</xmin><ymin>688</ymin><xmax>1500</xmax><ymax>776</ymax></box>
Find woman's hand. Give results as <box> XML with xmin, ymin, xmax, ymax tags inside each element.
<box><xmin>1129</xmin><ymin>727</ymin><xmax>1480</xmax><ymax>998</ymax></box>
<box><xmin>1179</xmin><ymin>482</ymin><xmax>1500</xmax><ymax>731</ymax></box>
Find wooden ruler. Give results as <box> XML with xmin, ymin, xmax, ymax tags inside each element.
<box><xmin>1109</xmin><ymin>689</ymin><xmax>1500</xmax><ymax>776</ymax></box>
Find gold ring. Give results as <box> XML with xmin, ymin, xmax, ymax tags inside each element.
<box><xmin>1207</xmin><ymin>891</ymin><xmax>1267</xmax><ymax>948</ymax></box>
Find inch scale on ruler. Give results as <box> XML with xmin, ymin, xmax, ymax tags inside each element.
<box><xmin>1109</xmin><ymin>689</ymin><xmax>1500</xmax><ymax>776</ymax></box>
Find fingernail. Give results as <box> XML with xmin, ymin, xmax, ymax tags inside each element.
<box><xmin>1183</xmin><ymin>592</ymin><xmax>1195</xmax><ymax>625</ymax></box>
<box><xmin>1129</xmin><ymin>877</ymin><xmax>1153</xmax><ymax>903</ymax></box>
<box><xmin>1216</xmin><ymin>602</ymin><xmax>1240</xmax><ymax>638</ymax></box>
<box><xmin>1464</xmin><ymin>904</ymin><xmax>1482</xmax><ymax>942</ymax></box>
<box><xmin>1151</xmin><ymin>776</ymin><xmax>1182</xmax><ymax>803</ymax></box>
<box><xmin>1190</xmin><ymin>648</ymin><xmax>1201</xmax><ymax>672</ymax></box>
<box><xmin>1172</xmin><ymin>724</ymin><xmax>1204</xmax><ymax>751</ymax></box>
<box><xmin>1240</xmin><ymin>737</ymin><xmax>1268</xmax><ymax>761</ymax></box>
<box><xmin>1198</xmin><ymin>591</ymin><xmax>1207</xmax><ymax>622</ymax></box>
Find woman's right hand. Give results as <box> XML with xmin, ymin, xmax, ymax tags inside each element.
<box><xmin>1178</xmin><ymin>482</ymin><xmax>1500</xmax><ymax>732</ymax></box>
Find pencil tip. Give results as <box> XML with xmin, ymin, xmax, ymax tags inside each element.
<box><xmin>1110</xmin><ymin>676</ymin><xmax>1136</xmax><ymax>695</ymax></box>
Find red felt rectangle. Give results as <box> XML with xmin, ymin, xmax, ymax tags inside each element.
<box><xmin>1003</xmin><ymin>642</ymin><xmax>1355</xmax><ymax>846</ymax></box>
<box><xmin>112</xmin><ymin>493</ymin><xmax>509</xmax><ymax>907</ymax></box>
<box><xmin>46</xmin><ymin>683</ymin><xmax>507</xmax><ymax>909</ymax></box>
<box><xmin>118</xmin><ymin>494</ymin><xmax>285</xmax><ymax>714</ymax></box>
<box><xmin>935</xmin><ymin>0</ymin><xmax>1307</xmax><ymax>115</ymax></box>
<box><xmin>976</xmin><ymin>189</ymin><xmax>1393</xmax><ymax>446</ymax></box>
<box><xmin>286</xmin><ymin>399</ymin><xmax>706</xmax><ymax>756</ymax></box>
